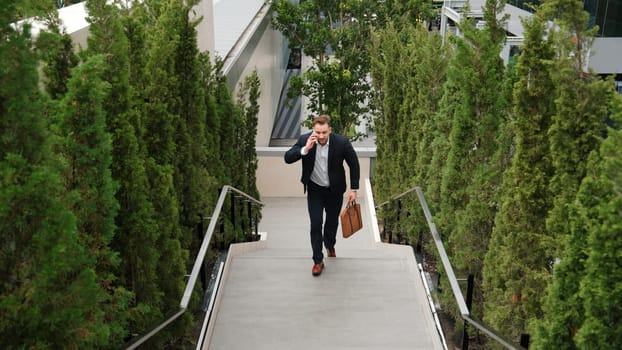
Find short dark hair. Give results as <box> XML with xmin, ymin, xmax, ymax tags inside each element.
<box><xmin>312</xmin><ymin>114</ymin><xmax>331</xmax><ymax>127</ymax></box>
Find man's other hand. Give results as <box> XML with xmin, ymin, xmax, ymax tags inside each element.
<box><xmin>346</xmin><ymin>190</ymin><xmax>357</xmax><ymax>203</ymax></box>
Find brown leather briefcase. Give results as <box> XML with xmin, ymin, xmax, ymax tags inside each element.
<box><xmin>340</xmin><ymin>200</ymin><xmax>363</xmax><ymax>238</ymax></box>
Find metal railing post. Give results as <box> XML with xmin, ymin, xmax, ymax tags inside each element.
<box><xmin>462</xmin><ymin>274</ymin><xmax>474</xmax><ymax>350</ymax></box>
<box><xmin>247</xmin><ymin>201</ymin><xmax>252</xmax><ymax>238</ymax></box>
<box><xmin>520</xmin><ymin>334</ymin><xmax>530</xmax><ymax>349</ymax></box>
<box><xmin>254</xmin><ymin>211</ymin><xmax>259</xmax><ymax>239</ymax></box>
<box><xmin>230</xmin><ymin>192</ymin><xmax>236</xmax><ymax>234</ymax></box>
<box><xmin>197</xmin><ymin>214</ymin><xmax>206</xmax><ymax>292</ymax></box>
<box><xmin>397</xmin><ymin>200</ymin><xmax>403</xmax><ymax>243</ymax></box>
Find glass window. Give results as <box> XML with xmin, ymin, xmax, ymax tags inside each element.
<box><xmin>507</xmin><ymin>0</ymin><xmax>536</xmax><ymax>12</ymax></box>
<box><xmin>585</xmin><ymin>0</ymin><xmax>622</xmax><ymax>37</ymax></box>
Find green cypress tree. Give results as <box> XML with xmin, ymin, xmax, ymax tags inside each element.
<box><xmin>438</xmin><ymin>19</ymin><xmax>479</xmax><ymax>239</ymax></box>
<box><xmin>371</xmin><ymin>23</ymin><xmax>448</xmax><ymax>245</ymax></box>
<box><xmin>424</xmin><ymin>72</ymin><xmax>458</xmax><ymax>216</ymax></box>
<box><xmin>170</xmin><ymin>12</ymin><xmax>222</xmax><ymax>344</ymax></box>
<box><xmin>226</xmin><ymin>71</ymin><xmax>263</xmax><ymax>237</ymax></box>
<box><xmin>58</xmin><ymin>54</ymin><xmax>116</xmax><ymax>281</ymax></box>
<box><xmin>85</xmin><ymin>0</ymin><xmax>161</xmax><ymax>335</ymax></box>
<box><xmin>37</xmin><ymin>30</ymin><xmax>79</xmax><ymax>99</ymax></box>
<box><xmin>482</xmin><ymin>11</ymin><xmax>557</xmax><ymax>340</ymax></box>
<box><xmin>370</xmin><ymin>22</ymin><xmax>406</xmax><ymax>203</ymax></box>
<box><xmin>544</xmin><ymin>0</ymin><xmax>609</xmax><ymax>259</ymax></box>
<box><xmin>173</xmin><ymin>0</ymin><xmax>218</xmax><ymax>235</ymax></box>
<box><xmin>574</xmin><ymin>94</ymin><xmax>622</xmax><ymax>349</ymax></box>
<box><xmin>369</xmin><ymin>22</ymin><xmax>410</xmax><ymax>241</ymax></box>
<box><xmin>214</xmin><ymin>75</ymin><xmax>242</xmax><ymax>186</ymax></box>
<box><xmin>439</xmin><ymin>0</ymin><xmax>509</xmax><ymax>320</ymax></box>
<box><xmin>55</xmin><ymin>55</ymin><xmax>134</xmax><ymax>346</ymax></box>
<box><xmin>236</xmin><ymin>71</ymin><xmax>261</xmax><ymax>199</ymax></box>
<box><xmin>122</xmin><ymin>5</ymin><xmax>150</xmax><ymax>145</ymax></box>
<box><xmin>395</xmin><ymin>24</ymin><xmax>420</xmax><ymax>191</ymax></box>
<box><xmin>413</xmin><ymin>29</ymin><xmax>450</xmax><ymax>249</ymax></box>
<box><xmin>532</xmin><ymin>1</ymin><xmax>615</xmax><ymax>348</ymax></box>
<box><xmin>199</xmin><ymin>54</ymin><xmax>226</xmax><ymax>186</ymax></box>
<box><xmin>396</xmin><ymin>23</ymin><xmax>448</xmax><ymax>246</ymax></box>
<box><xmin>0</xmin><ymin>16</ymin><xmax>109</xmax><ymax>348</ymax></box>
<box><xmin>205</xmin><ymin>64</ymin><xmax>256</xmax><ymax>244</ymax></box>
<box><xmin>412</xmin><ymin>28</ymin><xmax>448</xmax><ymax>196</ymax></box>
<box><xmin>138</xmin><ymin>0</ymin><xmax>189</xmax><ymax>341</ymax></box>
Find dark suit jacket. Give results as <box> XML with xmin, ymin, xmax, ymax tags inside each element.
<box><xmin>284</xmin><ymin>132</ymin><xmax>360</xmax><ymax>194</ymax></box>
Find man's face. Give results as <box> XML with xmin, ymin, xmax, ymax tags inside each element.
<box><xmin>313</xmin><ymin>123</ymin><xmax>331</xmax><ymax>146</ymax></box>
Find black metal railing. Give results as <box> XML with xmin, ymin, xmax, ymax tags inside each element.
<box><xmin>124</xmin><ymin>185</ymin><xmax>263</xmax><ymax>350</ymax></box>
<box><xmin>375</xmin><ymin>187</ymin><xmax>419</xmax><ymax>245</ymax></box>
<box><xmin>376</xmin><ymin>186</ymin><xmax>529</xmax><ymax>350</ymax></box>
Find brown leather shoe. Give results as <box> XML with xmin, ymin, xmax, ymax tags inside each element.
<box><xmin>327</xmin><ymin>248</ymin><xmax>336</xmax><ymax>258</ymax></box>
<box><xmin>312</xmin><ymin>262</ymin><xmax>324</xmax><ymax>276</ymax></box>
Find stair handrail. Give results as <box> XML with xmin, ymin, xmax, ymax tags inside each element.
<box><xmin>375</xmin><ymin>187</ymin><xmax>419</xmax><ymax>209</ymax></box>
<box><xmin>125</xmin><ymin>185</ymin><xmax>263</xmax><ymax>350</ymax></box>
<box><xmin>375</xmin><ymin>186</ymin><xmax>527</xmax><ymax>350</ymax></box>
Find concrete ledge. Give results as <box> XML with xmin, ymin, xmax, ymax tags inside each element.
<box><xmin>203</xmin><ymin>239</ymin><xmax>268</xmax><ymax>347</ymax></box>
<box><xmin>256</xmin><ymin>147</ymin><xmax>375</xmax><ymax>197</ymax></box>
<box><xmin>256</xmin><ymin>146</ymin><xmax>376</xmax><ymax>157</ymax></box>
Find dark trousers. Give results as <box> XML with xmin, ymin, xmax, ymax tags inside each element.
<box><xmin>307</xmin><ymin>181</ymin><xmax>343</xmax><ymax>264</ymax></box>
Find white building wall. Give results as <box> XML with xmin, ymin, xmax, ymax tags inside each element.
<box><xmin>193</xmin><ymin>0</ymin><xmax>215</xmax><ymax>55</ymax></box>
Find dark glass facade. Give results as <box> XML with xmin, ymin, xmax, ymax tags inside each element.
<box><xmin>507</xmin><ymin>0</ymin><xmax>622</xmax><ymax>37</ymax></box>
<box><xmin>584</xmin><ymin>0</ymin><xmax>622</xmax><ymax>37</ymax></box>
<box><xmin>506</xmin><ymin>0</ymin><xmax>535</xmax><ymax>12</ymax></box>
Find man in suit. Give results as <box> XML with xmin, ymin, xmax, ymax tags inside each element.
<box><xmin>284</xmin><ymin>115</ymin><xmax>360</xmax><ymax>276</ymax></box>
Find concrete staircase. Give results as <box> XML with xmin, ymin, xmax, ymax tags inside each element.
<box><xmin>202</xmin><ymin>182</ymin><xmax>446</xmax><ymax>350</ymax></box>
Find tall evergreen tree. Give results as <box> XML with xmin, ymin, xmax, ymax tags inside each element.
<box><xmin>394</xmin><ymin>25</ymin><xmax>421</xmax><ymax>191</ymax></box>
<box><xmin>58</xmin><ymin>54</ymin><xmax>116</xmax><ymax>286</ymax></box>
<box><xmin>544</xmin><ymin>0</ymin><xmax>609</xmax><ymax>258</ymax></box>
<box><xmin>137</xmin><ymin>1</ymin><xmax>191</xmax><ymax>343</ymax></box>
<box><xmin>225</xmin><ymin>72</ymin><xmax>263</xmax><ymax>237</ymax></box>
<box><xmin>37</xmin><ymin>30</ymin><xmax>79</xmax><ymax>99</ymax></box>
<box><xmin>0</xmin><ymin>15</ymin><xmax>110</xmax><ymax>348</ymax></box>
<box><xmin>439</xmin><ymin>0</ymin><xmax>508</xmax><ymax>320</ymax></box>
<box><xmin>169</xmin><ymin>1</ymin><xmax>219</xmax><ymax>344</ymax></box>
<box><xmin>236</xmin><ymin>71</ymin><xmax>261</xmax><ymax>199</ymax></box>
<box><xmin>199</xmin><ymin>54</ymin><xmax>226</xmax><ymax>186</ymax></box>
<box><xmin>574</xmin><ymin>94</ymin><xmax>622</xmax><ymax>349</ymax></box>
<box><xmin>55</xmin><ymin>55</ymin><xmax>132</xmax><ymax>346</ymax></box>
<box><xmin>84</xmin><ymin>0</ymin><xmax>161</xmax><ymax>335</ymax></box>
<box><xmin>370</xmin><ymin>22</ymin><xmax>448</xmax><ymax>247</ymax></box>
<box><xmin>370</xmin><ymin>22</ymin><xmax>408</xmax><ymax>203</ymax></box>
<box><xmin>122</xmin><ymin>4</ymin><xmax>150</xmax><ymax>146</ymax></box>
<box><xmin>214</xmin><ymin>74</ymin><xmax>243</xmax><ymax>187</ymax></box>
<box><xmin>412</xmin><ymin>28</ymin><xmax>448</xmax><ymax>197</ymax></box>
<box><xmin>482</xmin><ymin>11</ymin><xmax>557</xmax><ymax>340</ymax></box>
<box><xmin>423</xmin><ymin>69</ymin><xmax>458</xmax><ymax>216</ymax></box>
<box><xmin>172</xmin><ymin>0</ymin><xmax>218</xmax><ymax>236</ymax></box>
<box><xmin>532</xmin><ymin>1</ymin><xmax>615</xmax><ymax>348</ymax></box>
<box><xmin>395</xmin><ymin>23</ymin><xmax>448</xmax><ymax>245</ymax></box>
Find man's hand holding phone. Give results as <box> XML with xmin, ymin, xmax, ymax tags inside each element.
<box><xmin>304</xmin><ymin>132</ymin><xmax>318</xmax><ymax>152</ymax></box>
